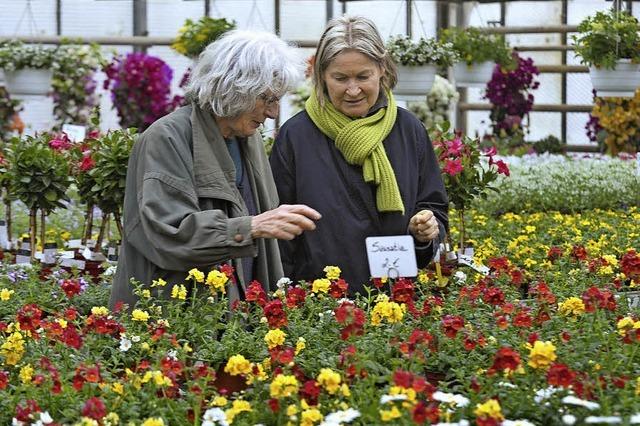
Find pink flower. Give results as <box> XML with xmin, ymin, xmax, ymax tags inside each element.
<box><xmin>494</xmin><ymin>159</ymin><xmax>510</xmax><ymax>176</ymax></box>
<box><xmin>442</xmin><ymin>158</ymin><xmax>463</xmax><ymax>176</ymax></box>
<box><xmin>80</xmin><ymin>155</ymin><xmax>95</xmax><ymax>172</ymax></box>
<box><xmin>446</xmin><ymin>137</ymin><xmax>464</xmax><ymax>156</ymax></box>
<box><xmin>49</xmin><ymin>134</ymin><xmax>72</xmax><ymax>151</ymax></box>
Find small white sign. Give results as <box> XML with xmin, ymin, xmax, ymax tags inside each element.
<box><xmin>365</xmin><ymin>235</ymin><xmax>417</xmax><ymax>278</ymax></box>
<box><xmin>67</xmin><ymin>239</ymin><xmax>83</xmax><ymax>249</ymax></box>
<box><xmin>457</xmin><ymin>253</ymin><xmax>491</xmax><ymax>275</ymax></box>
<box><xmin>15</xmin><ymin>250</ymin><xmax>31</xmax><ymax>264</ymax></box>
<box><xmin>60</xmin><ymin>258</ymin><xmax>86</xmax><ymax>269</ymax></box>
<box><xmin>83</xmin><ymin>246</ymin><xmax>106</xmax><ymax>262</ymax></box>
<box><xmin>0</xmin><ymin>222</ymin><xmax>8</xmax><ymax>250</ymax></box>
<box><xmin>62</xmin><ymin>124</ymin><xmax>86</xmax><ymax>142</ymax></box>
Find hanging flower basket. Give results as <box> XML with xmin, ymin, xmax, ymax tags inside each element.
<box><xmin>4</xmin><ymin>68</ymin><xmax>53</xmax><ymax>96</ymax></box>
<box><xmin>453</xmin><ymin>61</ymin><xmax>495</xmax><ymax>88</ymax></box>
<box><xmin>589</xmin><ymin>59</ymin><xmax>640</xmax><ymax>98</ymax></box>
<box><xmin>394</xmin><ymin>64</ymin><xmax>437</xmax><ymax>101</ymax></box>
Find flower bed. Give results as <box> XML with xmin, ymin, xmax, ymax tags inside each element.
<box><xmin>0</xmin><ymin>207</ymin><xmax>639</xmax><ymax>425</ymax></box>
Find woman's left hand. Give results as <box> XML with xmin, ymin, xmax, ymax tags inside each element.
<box><xmin>409</xmin><ymin>209</ymin><xmax>439</xmax><ymax>243</ymax></box>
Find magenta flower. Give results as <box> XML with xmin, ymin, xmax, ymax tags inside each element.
<box><xmin>443</xmin><ymin>158</ymin><xmax>464</xmax><ymax>176</ymax></box>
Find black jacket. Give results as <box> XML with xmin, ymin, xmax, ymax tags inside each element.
<box><xmin>270</xmin><ymin>106</ymin><xmax>448</xmax><ymax>294</ymax></box>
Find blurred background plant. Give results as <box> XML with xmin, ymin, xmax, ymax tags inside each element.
<box><xmin>589</xmin><ymin>89</ymin><xmax>640</xmax><ymax>155</ymax></box>
<box><xmin>407</xmin><ymin>75</ymin><xmax>459</xmax><ymax>132</ymax></box>
<box><xmin>171</xmin><ymin>16</ymin><xmax>236</xmax><ymax>58</ymax></box>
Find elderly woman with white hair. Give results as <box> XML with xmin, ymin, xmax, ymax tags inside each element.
<box><xmin>110</xmin><ymin>30</ymin><xmax>321</xmax><ymax>309</ymax></box>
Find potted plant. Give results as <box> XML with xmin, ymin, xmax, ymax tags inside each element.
<box><xmin>440</xmin><ymin>27</ymin><xmax>514</xmax><ymax>88</ymax></box>
<box><xmin>171</xmin><ymin>16</ymin><xmax>236</xmax><ymax>59</ymax></box>
<box><xmin>0</xmin><ymin>40</ymin><xmax>57</xmax><ymax>96</ymax></box>
<box><xmin>573</xmin><ymin>9</ymin><xmax>640</xmax><ymax>97</ymax></box>
<box><xmin>87</xmin><ymin>128</ymin><xmax>136</xmax><ymax>254</ymax></box>
<box><xmin>386</xmin><ymin>35</ymin><xmax>458</xmax><ymax>100</ymax></box>
<box><xmin>431</xmin><ymin>122</ymin><xmax>510</xmax><ymax>258</ymax></box>
<box><xmin>103</xmin><ymin>52</ymin><xmax>183</xmax><ymax>131</ymax></box>
<box><xmin>5</xmin><ymin>133</ymin><xmax>73</xmax><ymax>261</ymax></box>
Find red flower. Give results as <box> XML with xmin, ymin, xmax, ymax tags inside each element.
<box><xmin>512</xmin><ymin>310</ymin><xmax>532</xmax><ymax>328</ymax></box>
<box><xmin>329</xmin><ymin>278</ymin><xmax>349</xmax><ymax>299</ymax></box>
<box><xmin>79</xmin><ymin>154</ymin><xmax>95</xmax><ymax>171</ymax></box>
<box><xmin>245</xmin><ymin>281</ymin><xmax>267</xmax><ymax>307</ymax></box>
<box><xmin>571</xmin><ymin>245</ymin><xmax>588</xmax><ymax>261</ymax></box>
<box><xmin>546</xmin><ymin>363</ymin><xmax>576</xmax><ymax>388</ymax></box>
<box><xmin>82</xmin><ymin>397</ymin><xmax>107</xmax><ymax>420</ymax></box>
<box><xmin>334</xmin><ymin>302</ymin><xmax>365</xmax><ymax>340</ymax></box>
<box><xmin>412</xmin><ymin>401</ymin><xmax>440</xmax><ymax>424</ymax></box>
<box><xmin>442</xmin><ymin>315</ymin><xmax>465</xmax><ymax>338</ymax></box>
<box><xmin>582</xmin><ymin>286</ymin><xmax>616</xmax><ymax>312</ymax></box>
<box><xmin>299</xmin><ymin>380</ymin><xmax>321</xmax><ymax>406</ymax></box>
<box><xmin>263</xmin><ymin>299</ymin><xmax>288</xmax><ymax>328</ymax></box>
<box><xmin>0</xmin><ymin>371</ymin><xmax>8</xmax><ymax>390</ymax></box>
<box><xmin>494</xmin><ymin>159</ymin><xmax>510</xmax><ymax>176</ymax></box>
<box><xmin>286</xmin><ymin>286</ymin><xmax>306</xmax><ymax>308</ymax></box>
<box><xmin>547</xmin><ymin>246</ymin><xmax>564</xmax><ymax>262</ymax></box>
<box><xmin>621</xmin><ymin>249</ymin><xmax>640</xmax><ymax>280</ymax></box>
<box><xmin>482</xmin><ymin>287</ymin><xmax>505</xmax><ymax>306</ymax></box>
<box><xmin>15</xmin><ymin>399</ymin><xmax>41</xmax><ymax>423</ymax></box>
<box><xmin>268</xmin><ymin>398</ymin><xmax>280</xmax><ymax>413</ymax></box>
<box><xmin>391</xmin><ymin>278</ymin><xmax>415</xmax><ymax>304</ymax></box>
<box><xmin>443</xmin><ymin>158</ymin><xmax>463</xmax><ymax>176</ymax></box>
<box><xmin>62</xmin><ymin>326</ymin><xmax>83</xmax><ymax>349</ymax></box>
<box><xmin>17</xmin><ymin>304</ymin><xmax>43</xmax><ymax>335</ymax></box>
<box><xmin>270</xmin><ymin>346</ymin><xmax>295</xmax><ymax>365</ymax></box>
<box><xmin>60</xmin><ymin>279</ymin><xmax>83</xmax><ymax>298</ymax></box>
<box><xmin>488</xmin><ymin>347</ymin><xmax>521</xmax><ymax>375</ymax></box>
<box><xmin>49</xmin><ymin>134</ymin><xmax>72</xmax><ymax>151</ymax></box>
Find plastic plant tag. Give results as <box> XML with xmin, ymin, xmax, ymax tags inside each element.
<box><xmin>366</xmin><ymin>235</ymin><xmax>417</xmax><ymax>279</ymax></box>
<box><xmin>62</xmin><ymin>124</ymin><xmax>86</xmax><ymax>142</ymax></box>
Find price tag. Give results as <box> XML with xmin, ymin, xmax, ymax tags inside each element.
<box><xmin>457</xmin><ymin>253</ymin><xmax>490</xmax><ymax>275</ymax></box>
<box><xmin>0</xmin><ymin>220</ymin><xmax>8</xmax><ymax>250</ymax></box>
<box><xmin>60</xmin><ymin>258</ymin><xmax>86</xmax><ymax>269</ymax></box>
<box><xmin>365</xmin><ymin>235</ymin><xmax>417</xmax><ymax>278</ymax></box>
<box><xmin>83</xmin><ymin>246</ymin><xmax>106</xmax><ymax>262</ymax></box>
<box><xmin>67</xmin><ymin>239</ymin><xmax>83</xmax><ymax>249</ymax></box>
<box><xmin>15</xmin><ymin>249</ymin><xmax>31</xmax><ymax>264</ymax></box>
<box><xmin>62</xmin><ymin>124</ymin><xmax>86</xmax><ymax>142</ymax></box>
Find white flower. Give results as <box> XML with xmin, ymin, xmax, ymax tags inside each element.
<box><xmin>39</xmin><ymin>412</ymin><xmax>54</xmax><ymax>424</ymax></box>
<box><xmin>320</xmin><ymin>408</ymin><xmax>361</xmax><ymax>425</ymax></box>
<box><xmin>131</xmin><ymin>335</ymin><xmax>141</xmax><ymax>343</ymax></box>
<box><xmin>380</xmin><ymin>394</ymin><xmax>407</xmax><ymax>404</ymax></box>
<box><xmin>533</xmin><ymin>386</ymin><xmax>561</xmax><ymax>403</ymax></box>
<box><xmin>562</xmin><ymin>395</ymin><xmax>600</xmax><ymax>410</ymax></box>
<box><xmin>202</xmin><ymin>407</ymin><xmax>229</xmax><ymax>426</ymax></box>
<box><xmin>630</xmin><ymin>413</ymin><xmax>640</xmax><ymax>424</ymax></box>
<box><xmin>503</xmin><ymin>421</ymin><xmax>536</xmax><ymax>426</ymax></box>
<box><xmin>497</xmin><ymin>381</ymin><xmax>517</xmax><ymax>388</ymax></box>
<box><xmin>432</xmin><ymin>391</ymin><xmax>470</xmax><ymax>407</ymax></box>
<box><xmin>585</xmin><ymin>417</ymin><xmax>622</xmax><ymax>424</ymax></box>
<box><xmin>102</xmin><ymin>265</ymin><xmax>117</xmax><ymax>276</ymax></box>
<box><xmin>453</xmin><ymin>271</ymin><xmax>467</xmax><ymax>283</ymax></box>
<box><xmin>562</xmin><ymin>415</ymin><xmax>577</xmax><ymax>425</ymax></box>
<box><xmin>167</xmin><ymin>349</ymin><xmax>178</xmax><ymax>360</ymax></box>
<box><xmin>276</xmin><ymin>277</ymin><xmax>292</xmax><ymax>289</ymax></box>
<box><xmin>119</xmin><ymin>337</ymin><xmax>132</xmax><ymax>352</ymax></box>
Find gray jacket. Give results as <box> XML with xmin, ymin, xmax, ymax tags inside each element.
<box><xmin>110</xmin><ymin>103</ymin><xmax>283</xmax><ymax>309</ymax></box>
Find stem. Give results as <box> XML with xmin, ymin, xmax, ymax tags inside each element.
<box><xmin>113</xmin><ymin>211</ymin><xmax>123</xmax><ymax>241</ymax></box>
<box><xmin>4</xmin><ymin>189</ymin><xmax>11</xmax><ymax>244</ymax></box>
<box><xmin>40</xmin><ymin>209</ymin><xmax>46</xmax><ymax>253</ymax></box>
<box><xmin>458</xmin><ymin>209</ymin><xmax>466</xmax><ymax>254</ymax></box>
<box><xmin>94</xmin><ymin>213</ymin><xmax>108</xmax><ymax>254</ymax></box>
<box><xmin>83</xmin><ymin>204</ymin><xmax>94</xmax><ymax>245</ymax></box>
<box><xmin>29</xmin><ymin>208</ymin><xmax>36</xmax><ymax>262</ymax></box>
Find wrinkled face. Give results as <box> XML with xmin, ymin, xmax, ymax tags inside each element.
<box><xmin>323</xmin><ymin>50</ymin><xmax>382</xmax><ymax>118</ymax></box>
<box><xmin>227</xmin><ymin>93</ymin><xmax>280</xmax><ymax>137</ymax></box>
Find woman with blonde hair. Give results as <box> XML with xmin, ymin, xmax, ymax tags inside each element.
<box><xmin>270</xmin><ymin>16</ymin><xmax>448</xmax><ymax>294</ymax></box>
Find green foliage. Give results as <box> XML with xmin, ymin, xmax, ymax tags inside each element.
<box><xmin>0</xmin><ymin>40</ymin><xmax>57</xmax><ymax>71</ymax></box>
<box><xmin>440</xmin><ymin>27</ymin><xmax>514</xmax><ymax>68</ymax></box>
<box><xmin>386</xmin><ymin>35</ymin><xmax>459</xmax><ymax>67</ymax></box>
<box><xmin>573</xmin><ymin>9</ymin><xmax>640</xmax><ymax>69</ymax></box>
<box><xmin>532</xmin><ymin>135</ymin><xmax>565</xmax><ymax>154</ymax></box>
<box><xmin>5</xmin><ymin>134</ymin><xmax>72</xmax><ymax>213</ymax></box>
<box><xmin>171</xmin><ymin>16</ymin><xmax>236</xmax><ymax>58</ymax></box>
<box><xmin>88</xmin><ymin>129</ymin><xmax>136</xmax><ymax>215</ymax></box>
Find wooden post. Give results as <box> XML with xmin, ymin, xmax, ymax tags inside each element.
<box><xmin>82</xmin><ymin>204</ymin><xmax>94</xmax><ymax>246</ymax></box>
<box><xmin>40</xmin><ymin>209</ymin><xmax>45</xmax><ymax>255</ymax></box>
<box><xmin>29</xmin><ymin>209</ymin><xmax>36</xmax><ymax>261</ymax></box>
<box><xmin>94</xmin><ymin>213</ymin><xmax>108</xmax><ymax>254</ymax></box>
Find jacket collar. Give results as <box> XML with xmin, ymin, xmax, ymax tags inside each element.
<box><xmin>190</xmin><ymin>103</ymin><xmax>239</xmax><ymax>200</ymax></box>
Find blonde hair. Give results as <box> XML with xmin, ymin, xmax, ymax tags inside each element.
<box><xmin>312</xmin><ymin>15</ymin><xmax>397</xmax><ymax>105</ymax></box>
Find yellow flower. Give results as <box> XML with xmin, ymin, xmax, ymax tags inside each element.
<box><xmin>380</xmin><ymin>406</ymin><xmax>401</xmax><ymax>422</ymax></box>
<box><xmin>617</xmin><ymin>316</ymin><xmax>636</xmax><ymax>335</ymax></box>
<box><xmin>212</xmin><ymin>395</ymin><xmax>228</xmax><ymax>406</ymax></box>
<box><xmin>151</xmin><ymin>278</ymin><xmax>167</xmax><ymax>287</ymax></box>
<box><xmin>286</xmin><ymin>404</ymin><xmax>298</xmax><ymax>416</ymax></box>
<box><xmin>340</xmin><ymin>383</ymin><xmax>351</xmax><ymax>397</ymax></box>
<box><xmin>1</xmin><ymin>331</ymin><xmax>25</xmax><ymax>365</ymax></box>
<box><xmin>264</xmin><ymin>328</ymin><xmax>286</xmax><ymax>350</ymax></box>
<box><xmin>104</xmin><ymin>412</ymin><xmax>119</xmax><ymax>426</ymax></box>
<box><xmin>270</xmin><ymin>374</ymin><xmax>299</xmax><ymax>398</ymax></box>
<box><xmin>141</xmin><ymin>418</ymin><xmax>165</xmax><ymax>426</ymax></box>
<box><xmin>300</xmin><ymin>408</ymin><xmax>323</xmax><ymax>426</ymax></box>
<box><xmin>131</xmin><ymin>309</ymin><xmax>150</xmax><ymax>322</ymax></box>
<box><xmin>56</xmin><ymin>318</ymin><xmax>68</xmax><ymax>329</ymax></box>
<box><xmin>224</xmin><ymin>354</ymin><xmax>252</xmax><ymax>376</ymax></box>
<box><xmin>390</xmin><ymin>385</ymin><xmax>417</xmax><ymax>403</ymax></box>
<box><xmin>474</xmin><ymin>399</ymin><xmax>504</xmax><ymax>420</ymax></box>
<box><xmin>312</xmin><ymin>278</ymin><xmax>330</xmax><ymax>294</ymax></box>
<box><xmin>417</xmin><ymin>270</ymin><xmax>429</xmax><ymax>284</ymax></box>
<box><xmin>295</xmin><ymin>337</ymin><xmax>306</xmax><ymax>355</ymax></box>
<box><xmin>527</xmin><ymin>340</ymin><xmax>557</xmax><ymax>370</ymax></box>
<box><xmin>636</xmin><ymin>377</ymin><xmax>640</xmax><ymax>396</ymax></box>
<box><xmin>371</xmin><ymin>300</ymin><xmax>404</xmax><ymax>326</ymax></box>
<box><xmin>19</xmin><ymin>364</ymin><xmax>33</xmax><ymax>384</ymax></box>
<box><xmin>0</xmin><ymin>288</ymin><xmax>14</xmax><ymax>301</ymax></box>
<box><xmin>558</xmin><ymin>297</ymin><xmax>586</xmax><ymax>318</ymax></box>
<box><xmin>187</xmin><ymin>268</ymin><xmax>205</xmax><ymax>283</ymax></box>
<box><xmin>170</xmin><ymin>284</ymin><xmax>187</xmax><ymax>300</ymax></box>
<box><xmin>91</xmin><ymin>306</ymin><xmax>109</xmax><ymax>316</ymax></box>
<box><xmin>112</xmin><ymin>382</ymin><xmax>124</xmax><ymax>395</ymax></box>
<box><xmin>141</xmin><ymin>289</ymin><xmax>151</xmax><ymax>298</ymax></box>
<box><xmin>206</xmin><ymin>270</ymin><xmax>228</xmax><ymax>294</ymax></box>
<box><xmin>323</xmin><ymin>265</ymin><xmax>341</xmax><ymax>280</ymax></box>
<box><xmin>225</xmin><ymin>400</ymin><xmax>252</xmax><ymax>423</ymax></box>
<box><xmin>317</xmin><ymin>368</ymin><xmax>341</xmax><ymax>394</ymax></box>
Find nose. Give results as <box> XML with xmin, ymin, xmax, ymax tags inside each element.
<box><xmin>264</xmin><ymin>102</ymin><xmax>279</xmax><ymax>120</ymax></box>
<box><xmin>346</xmin><ymin>81</ymin><xmax>361</xmax><ymax>97</ymax></box>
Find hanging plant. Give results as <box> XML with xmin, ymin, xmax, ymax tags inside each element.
<box><xmin>5</xmin><ymin>134</ymin><xmax>73</xmax><ymax>260</ymax></box>
<box><xmin>103</xmin><ymin>53</ymin><xmax>183</xmax><ymax>131</ymax></box>
<box><xmin>88</xmin><ymin>129</ymin><xmax>136</xmax><ymax>251</ymax></box>
<box><xmin>51</xmin><ymin>43</ymin><xmax>104</xmax><ymax>128</ymax></box>
<box><xmin>171</xmin><ymin>16</ymin><xmax>236</xmax><ymax>59</ymax></box>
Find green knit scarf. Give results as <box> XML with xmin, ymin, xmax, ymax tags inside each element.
<box><xmin>305</xmin><ymin>89</ymin><xmax>404</xmax><ymax>214</ymax></box>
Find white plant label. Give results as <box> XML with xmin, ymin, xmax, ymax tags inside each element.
<box><xmin>62</xmin><ymin>124</ymin><xmax>86</xmax><ymax>142</ymax></box>
<box><xmin>366</xmin><ymin>235</ymin><xmax>417</xmax><ymax>278</ymax></box>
